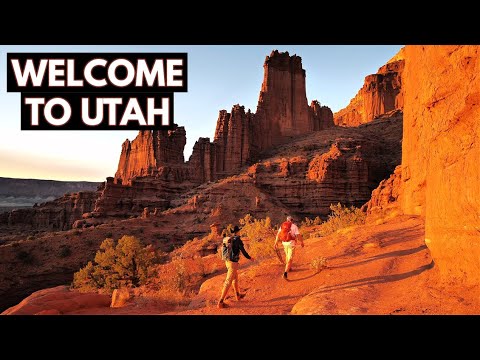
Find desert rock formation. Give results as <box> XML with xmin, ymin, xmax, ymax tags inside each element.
<box><xmin>334</xmin><ymin>50</ymin><xmax>404</xmax><ymax>127</ymax></box>
<box><xmin>401</xmin><ymin>45</ymin><xmax>480</xmax><ymax>286</ymax></box>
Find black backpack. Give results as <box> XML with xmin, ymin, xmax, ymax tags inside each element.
<box><xmin>221</xmin><ymin>236</ymin><xmax>233</xmax><ymax>261</ymax></box>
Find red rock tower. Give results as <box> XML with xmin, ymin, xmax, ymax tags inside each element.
<box><xmin>255</xmin><ymin>50</ymin><xmax>312</xmax><ymax>148</ymax></box>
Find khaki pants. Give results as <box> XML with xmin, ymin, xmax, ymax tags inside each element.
<box><xmin>220</xmin><ymin>261</ymin><xmax>239</xmax><ymax>300</ymax></box>
<box><xmin>282</xmin><ymin>241</ymin><xmax>296</xmax><ymax>272</ymax></box>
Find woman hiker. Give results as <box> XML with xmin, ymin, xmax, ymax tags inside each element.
<box><xmin>218</xmin><ymin>225</ymin><xmax>255</xmax><ymax>309</ymax></box>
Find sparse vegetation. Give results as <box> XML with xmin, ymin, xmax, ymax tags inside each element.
<box><xmin>238</xmin><ymin>214</ymin><xmax>276</xmax><ymax>259</ymax></box>
<box><xmin>59</xmin><ymin>245</ymin><xmax>72</xmax><ymax>258</ymax></box>
<box><xmin>105</xmin><ymin>232</ymin><xmax>113</xmax><ymax>238</ymax></box>
<box><xmin>310</xmin><ymin>256</ymin><xmax>328</xmax><ymax>273</ymax></box>
<box><xmin>73</xmin><ymin>229</ymin><xmax>82</xmax><ymax>236</ymax></box>
<box><xmin>16</xmin><ymin>250</ymin><xmax>34</xmax><ymax>264</ymax></box>
<box><xmin>27</xmin><ymin>235</ymin><xmax>35</xmax><ymax>241</ymax></box>
<box><xmin>301</xmin><ymin>216</ymin><xmax>323</xmax><ymax>227</ymax></box>
<box><xmin>72</xmin><ymin>235</ymin><xmax>156</xmax><ymax>293</ymax></box>
<box><xmin>314</xmin><ymin>203</ymin><xmax>366</xmax><ymax>237</ymax></box>
<box><xmin>302</xmin><ymin>144</ymin><xmax>317</xmax><ymax>152</ymax></box>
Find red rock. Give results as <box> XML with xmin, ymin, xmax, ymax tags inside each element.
<box><xmin>215</xmin><ymin>105</ymin><xmax>254</xmax><ymax>176</ymax></box>
<box><xmin>310</xmin><ymin>100</ymin><xmax>334</xmax><ymax>131</ymax></box>
<box><xmin>255</xmin><ymin>50</ymin><xmax>313</xmax><ymax>149</ymax></box>
<box><xmin>401</xmin><ymin>45</ymin><xmax>480</xmax><ymax>287</ymax></box>
<box><xmin>35</xmin><ymin>309</ymin><xmax>61</xmax><ymax>315</ymax></box>
<box><xmin>247</xmin><ymin>112</ymin><xmax>402</xmax><ymax>218</ymax></box>
<box><xmin>1</xmin><ymin>286</ymin><xmax>110</xmax><ymax>315</ymax></box>
<box><xmin>188</xmin><ymin>137</ymin><xmax>216</xmax><ymax>183</ymax></box>
<box><xmin>110</xmin><ymin>288</ymin><xmax>132</xmax><ymax>308</ymax></box>
<box><xmin>363</xmin><ymin>165</ymin><xmax>402</xmax><ymax>215</ymax></box>
<box><xmin>334</xmin><ymin>49</ymin><xmax>405</xmax><ymax>127</ymax></box>
<box><xmin>115</xmin><ymin>125</ymin><xmax>187</xmax><ymax>185</ymax></box>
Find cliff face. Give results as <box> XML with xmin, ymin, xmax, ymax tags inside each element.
<box><xmin>115</xmin><ymin>126</ymin><xmax>187</xmax><ymax>185</ymax></box>
<box><xmin>212</xmin><ymin>105</ymin><xmax>255</xmax><ymax>177</ymax></box>
<box><xmin>363</xmin><ymin>165</ymin><xmax>403</xmax><ymax>216</ymax></box>
<box><xmin>255</xmin><ymin>50</ymin><xmax>313</xmax><ymax>149</ymax></box>
<box><xmin>334</xmin><ymin>50</ymin><xmax>404</xmax><ymax>127</ymax></box>
<box><xmin>401</xmin><ymin>45</ymin><xmax>480</xmax><ymax>286</ymax></box>
<box><xmin>310</xmin><ymin>100</ymin><xmax>334</xmax><ymax>131</ymax></box>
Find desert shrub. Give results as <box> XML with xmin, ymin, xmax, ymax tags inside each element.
<box><xmin>154</xmin><ymin>233</ymin><xmax>162</xmax><ymax>240</ymax></box>
<box><xmin>27</xmin><ymin>235</ymin><xmax>35</xmax><ymax>241</ymax></box>
<box><xmin>301</xmin><ymin>216</ymin><xmax>323</xmax><ymax>227</ymax></box>
<box><xmin>105</xmin><ymin>232</ymin><xmax>113</xmax><ymax>238</ymax></box>
<box><xmin>302</xmin><ymin>144</ymin><xmax>317</xmax><ymax>152</ymax></box>
<box><xmin>238</xmin><ymin>214</ymin><xmax>276</xmax><ymax>259</ymax></box>
<box><xmin>310</xmin><ymin>256</ymin><xmax>328</xmax><ymax>273</ymax></box>
<box><xmin>16</xmin><ymin>250</ymin><xmax>34</xmax><ymax>264</ymax></box>
<box><xmin>317</xmin><ymin>203</ymin><xmax>366</xmax><ymax>236</ymax></box>
<box><xmin>59</xmin><ymin>245</ymin><xmax>72</xmax><ymax>258</ymax></box>
<box><xmin>155</xmin><ymin>256</ymin><xmax>215</xmax><ymax>302</ymax></box>
<box><xmin>171</xmin><ymin>256</ymin><xmax>188</xmax><ymax>291</ymax></box>
<box><xmin>73</xmin><ymin>235</ymin><xmax>156</xmax><ymax>293</ymax></box>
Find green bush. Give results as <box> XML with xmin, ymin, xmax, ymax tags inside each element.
<box><xmin>72</xmin><ymin>235</ymin><xmax>156</xmax><ymax>293</ymax></box>
<box><xmin>316</xmin><ymin>203</ymin><xmax>366</xmax><ymax>236</ymax></box>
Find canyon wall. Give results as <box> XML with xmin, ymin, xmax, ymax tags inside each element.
<box><xmin>334</xmin><ymin>49</ymin><xmax>404</xmax><ymax>127</ymax></box>
<box><xmin>401</xmin><ymin>45</ymin><xmax>480</xmax><ymax>286</ymax></box>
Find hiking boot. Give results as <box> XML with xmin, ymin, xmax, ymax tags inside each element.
<box><xmin>283</xmin><ymin>272</ymin><xmax>288</xmax><ymax>279</ymax></box>
<box><xmin>217</xmin><ymin>300</ymin><xmax>227</xmax><ymax>309</ymax></box>
<box><xmin>235</xmin><ymin>292</ymin><xmax>246</xmax><ymax>301</ymax></box>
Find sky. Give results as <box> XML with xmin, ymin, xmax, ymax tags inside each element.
<box><xmin>0</xmin><ymin>45</ymin><xmax>402</xmax><ymax>182</ymax></box>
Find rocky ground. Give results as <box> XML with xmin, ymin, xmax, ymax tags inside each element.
<box><xmin>4</xmin><ymin>213</ymin><xmax>478</xmax><ymax>315</ymax></box>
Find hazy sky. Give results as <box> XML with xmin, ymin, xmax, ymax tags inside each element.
<box><xmin>0</xmin><ymin>45</ymin><xmax>402</xmax><ymax>181</ymax></box>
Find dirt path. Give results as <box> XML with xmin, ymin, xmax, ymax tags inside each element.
<box><xmin>172</xmin><ymin>215</ymin><xmax>478</xmax><ymax>315</ymax></box>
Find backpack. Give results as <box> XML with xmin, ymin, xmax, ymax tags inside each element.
<box><xmin>221</xmin><ymin>236</ymin><xmax>233</xmax><ymax>261</ymax></box>
<box><xmin>278</xmin><ymin>221</ymin><xmax>295</xmax><ymax>241</ymax></box>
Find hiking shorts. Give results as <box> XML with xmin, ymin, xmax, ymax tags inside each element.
<box><xmin>282</xmin><ymin>241</ymin><xmax>296</xmax><ymax>263</ymax></box>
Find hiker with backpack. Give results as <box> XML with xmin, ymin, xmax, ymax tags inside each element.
<box><xmin>218</xmin><ymin>225</ymin><xmax>255</xmax><ymax>309</ymax></box>
<box><xmin>274</xmin><ymin>216</ymin><xmax>304</xmax><ymax>279</ymax></box>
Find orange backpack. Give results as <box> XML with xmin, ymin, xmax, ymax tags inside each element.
<box><xmin>278</xmin><ymin>221</ymin><xmax>295</xmax><ymax>241</ymax></box>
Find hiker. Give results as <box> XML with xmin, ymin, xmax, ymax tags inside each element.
<box><xmin>274</xmin><ymin>216</ymin><xmax>304</xmax><ymax>279</ymax></box>
<box><xmin>218</xmin><ymin>225</ymin><xmax>255</xmax><ymax>309</ymax></box>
